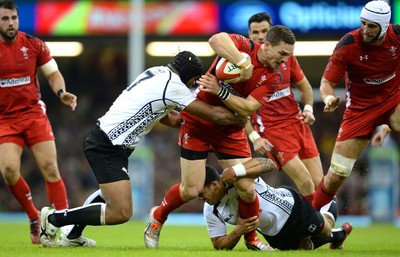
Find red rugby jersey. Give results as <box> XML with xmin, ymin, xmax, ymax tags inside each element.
<box><xmin>0</xmin><ymin>32</ymin><xmax>53</xmax><ymax>117</ymax></box>
<box><xmin>323</xmin><ymin>24</ymin><xmax>400</xmax><ymax>110</ymax></box>
<box><xmin>251</xmin><ymin>55</ymin><xmax>305</xmax><ymax>131</ymax></box>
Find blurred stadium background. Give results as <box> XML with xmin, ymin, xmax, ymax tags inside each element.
<box><xmin>0</xmin><ymin>0</ymin><xmax>399</xmax><ymax>226</ymax></box>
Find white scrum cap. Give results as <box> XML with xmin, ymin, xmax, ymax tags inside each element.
<box><xmin>360</xmin><ymin>0</ymin><xmax>391</xmax><ymax>38</ymax></box>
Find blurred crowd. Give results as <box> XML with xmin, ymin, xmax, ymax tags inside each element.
<box><xmin>0</xmin><ymin>41</ymin><xmax>398</xmax><ymax>217</ymax></box>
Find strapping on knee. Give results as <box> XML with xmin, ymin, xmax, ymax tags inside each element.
<box><xmin>330</xmin><ymin>153</ymin><xmax>356</xmax><ymax>177</ymax></box>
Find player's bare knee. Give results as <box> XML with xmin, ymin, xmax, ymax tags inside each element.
<box><xmin>180</xmin><ymin>186</ymin><xmax>199</xmax><ymax>201</ymax></box>
<box><xmin>236</xmin><ymin>186</ymin><xmax>256</xmax><ymax>202</ymax></box>
<box><xmin>108</xmin><ymin>206</ymin><xmax>132</xmax><ymax>224</ymax></box>
<box><xmin>330</xmin><ymin>153</ymin><xmax>356</xmax><ymax>178</ymax></box>
<box><xmin>322</xmin><ymin>213</ymin><xmax>335</xmax><ymax>228</ymax></box>
<box><xmin>1</xmin><ymin>165</ymin><xmax>20</xmax><ymax>184</ymax></box>
<box><xmin>41</xmin><ymin>161</ymin><xmax>60</xmax><ymax>180</ymax></box>
<box><xmin>295</xmin><ymin>179</ymin><xmax>314</xmax><ymax>195</ymax></box>
<box><xmin>318</xmin><ymin>222</ymin><xmax>332</xmax><ymax>238</ymax></box>
<box><xmin>119</xmin><ymin>207</ymin><xmax>133</xmax><ymax>223</ymax></box>
<box><xmin>234</xmin><ymin>177</ymin><xmax>255</xmax><ymax>199</ymax></box>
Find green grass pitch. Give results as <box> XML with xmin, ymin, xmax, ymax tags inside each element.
<box><xmin>0</xmin><ymin>221</ymin><xmax>399</xmax><ymax>257</ymax></box>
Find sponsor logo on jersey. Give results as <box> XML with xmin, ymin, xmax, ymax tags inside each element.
<box><xmin>0</xmin><ymin>76</ymin><xmax>30</xmax><ymax>87</ymax></box>
<box><xmin>263</xmin><ymin>87</ymin><xmax>290</xmax><ymax>102</ymax></box>
<box><xmin>363</xmin><ymin>72</ymin><xmax>396</xmax><ymax>85</ymax></box>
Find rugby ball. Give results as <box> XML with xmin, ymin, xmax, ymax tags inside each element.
<box><xmin>215</xmin><ymin>52</ymin><xmax>251</xmax><ymax>81</ymax></box>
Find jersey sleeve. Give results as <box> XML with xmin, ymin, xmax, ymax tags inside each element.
<box><xmin>228</xmin><ymin>34</ymin><xmax>252</xmax><ymax>53</ymax></box>
<box><xmin>166</xmin><ymin>80</ymin><xmax>196</xmax><ymax>110</ymax></box>
<box><xmin>33</xmin><ymin>37</ymin><xmax>53</xmax><ymax>66</ymax></box>
<box><xmin>203</xmin><ymin>203</ymin><xmax>227</xmax><ymax>238</ymax></box>
<box><xmin>323</xmin><ymin>35</ymin><xmax>351</xmax><ymax>84</ymax></box>
<box><xmin>288</xmin><ymin>55</ymin><xmax>305</xmax><ymax>83</ymax></box>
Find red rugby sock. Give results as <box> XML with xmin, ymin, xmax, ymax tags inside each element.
<box><xmin>304</xmin><ymin>192</ymin><xmax>315</xmax><ymax>205</ymax></box>
<box><xmin>46</xmin><ymin>179</ymin><xmax>68</xmax><ymax>210</ymax></box>
<box><xmin>8</xmin><ymin>176</ymin><xmax>39</xmax><ymax>221</ymax></box>
<box><xmin>239</xmin><ymin>196</ymin><xmax>259</xmax><ymax>242</ymax></box>
<box><xmin>312</xmin><ymin>177</ymin><xmax>337</xmax><ymax>210</ymax></box>
<box><xmin>154</xmin><ymin>183</ymin><xmax>186</xmax><ymax>224</ymax></box>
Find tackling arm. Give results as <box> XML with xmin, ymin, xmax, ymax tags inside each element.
<box><xmin>185</xmin><ymin>99</ymin><xmax>245</xmax><ymax>125</ymax></box>
<box><xmin>221</xmin><ymin>157</ymin><xmax>276</xmax><ymax>185</ymax></box>
<box><xmin>159</xmin><ymin>110</ymin><xmax>182</xmax><ymax>128</ymax></box>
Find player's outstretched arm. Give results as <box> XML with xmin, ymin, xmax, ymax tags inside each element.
<box><xmin>159</xmin><ymin>110</ymin><xmax>182</xmax><ymax>128</ymax></box>
<box><xmin>185</xmin><ymin>99</ymin><xmax>244</xmax><ymax>126</ymax></box>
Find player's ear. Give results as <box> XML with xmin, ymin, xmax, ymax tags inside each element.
<box><xmin>210</xmin><ymin>181</ymin><xmax>220</xmax><ymax>191</ymax></box>
<box><xmin>263</xmin><ymin>40</ymin><xmax>273</xmax><ymax>49</ymax></box>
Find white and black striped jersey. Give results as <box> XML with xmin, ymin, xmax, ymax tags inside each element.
<box><xmin>204</xmin><ymin>177</ymin><xmax>294</xmax><ymax>238</ymax></box>
<box><xmin>97</xmin><ymin>66</ymin><xmax>195</xmax><ymax>148</ymax></box>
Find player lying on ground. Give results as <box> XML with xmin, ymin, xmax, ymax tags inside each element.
<box><xmin>200</xmin><ymin>161</ymin><xmax>352</xmax><ymax>250</ymax></box>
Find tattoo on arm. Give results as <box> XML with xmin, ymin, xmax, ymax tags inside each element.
<box><xmin>255</xmin><ymin>157</ymin><xmax>275</xmax><ymax>173</ymax></box>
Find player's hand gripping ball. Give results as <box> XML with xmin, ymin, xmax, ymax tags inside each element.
<box><xmin>215</xmin><ymin>52</ymin><xmax>251</xmax><ymax>81</ymax></box>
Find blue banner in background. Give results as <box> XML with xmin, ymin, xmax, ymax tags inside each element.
<box><xmin>16</xmin><ymin>2</ymin><xmax>35</xmax><ymax>35</ymax></box>
<box><xmin>16</xmin><ymin>0</ymin><xmax>390</xmax><ymax>37</ymax></box>
<box><xmin>219</xmin><ymin>1</ymin><xmax>366</xmax><ymax>36</ymax></box>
